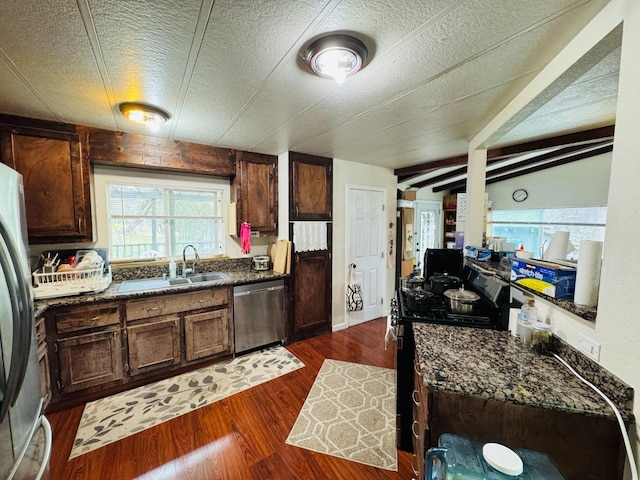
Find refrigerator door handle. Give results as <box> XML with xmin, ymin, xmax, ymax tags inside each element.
<box><xmin>0</xmin><ymin>216</ymin><xmax>33</xmax><ymax>422</ymax></box>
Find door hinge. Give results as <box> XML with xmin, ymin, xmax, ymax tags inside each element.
<box><xmin>382</xmin><ymin>204</ymin><xmax>385</xmax><ymax>211</ymax></box>
<box><xmin>53</xmin><ymin>343</ymin><xmax>58</xmax><ymax>353</ymax></box>
<box><xmin>381</xmin><ymin>298</ymin><xmax>384</xmax><ymax>305</ymax></box>
<box><xmin>57</xmin><ymin>380</ymin><xmax>63</xmax><ymax>392</ymax></box>
<box><xmin>381</xmin><ymin>252</ymin><xmax>384</xmax><ymax>258</ymax></box>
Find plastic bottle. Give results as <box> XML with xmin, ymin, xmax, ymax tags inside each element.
<box><xmin>516</xmin><ymin>298</ymin><xmax>537</xmax><ymax>344</ymax></box>
<box><xmin>169</xmin><ymin>259</ymin><xmax>177</xmax><ymax>280</ymax></box>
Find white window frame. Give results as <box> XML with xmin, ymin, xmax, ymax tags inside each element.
<box><xmin>93</xmin><ymin>166</ymin><xmax>230</xmax><ymax>261</ymax></box>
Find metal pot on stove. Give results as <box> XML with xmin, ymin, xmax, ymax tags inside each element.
<box><xmin>430</xmin><ymin>273</ymin><xmax>461</xmax><ymax>295</ymax></box>
<box><xmin>444</xmin><ymin>286</ymin><xmax>480</xmax><ymax>314</ymax></box>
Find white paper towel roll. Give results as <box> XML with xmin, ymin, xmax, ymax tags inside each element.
<box><xmin>573</xmin><ymin>240</ymin><xmax>603</xmax><ymax>307</ymax></box>
<box><xmin>543</xmin><ymin>231</ymin><xmax>572</xmax><ymax>261</ymax></box>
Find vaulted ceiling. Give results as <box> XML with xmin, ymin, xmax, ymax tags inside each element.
<box><xmin>0</xmin><ymin>1</ymin><xmax>619</xmax><ymax>189</ymax></box>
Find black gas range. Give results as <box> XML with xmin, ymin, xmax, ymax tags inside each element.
<box><xmin>393</xmin><ymin>250</ymin><xmax>511</xmax><ymax>452</ymax></box>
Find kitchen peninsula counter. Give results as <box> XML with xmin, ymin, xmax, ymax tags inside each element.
<box><xmin>413</xmin><ymin>322</ymin><xmax>634</xmax><ymax>421</ymax></box>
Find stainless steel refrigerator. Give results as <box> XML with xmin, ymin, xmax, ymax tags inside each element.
<box><xmin>0</xmin><ymin>162</ymin><xmax>51</xmax><ymax>479</ymax></box>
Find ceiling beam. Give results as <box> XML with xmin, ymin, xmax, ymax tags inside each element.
<box><xmin>395</xmin><ymin>125</ymin><xmax>615</xmax><ymax>182</ymax></box>
<box><xmin>432</xmin><ymin>142</ymin><xmax>613</xmax><ymax>192</ymax></box>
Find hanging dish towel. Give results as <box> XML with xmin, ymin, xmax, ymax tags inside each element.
<box><xmin>346</xmin><ymin>263</ymin><xmax>363</xmax><ymax>312</ymax></box>
<box><xmin>240</xmin><ymin>222</ymin><xmax>252</xmax><ymax>254</ymax></box>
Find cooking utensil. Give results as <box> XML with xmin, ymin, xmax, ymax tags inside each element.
<box><xmin>406</xmin><ymin>289</ymin><xmax>433</xmax><ymax>313</ymax></box>
<box><xmin>444</xmin><ymin>286</ymin><xmax>480</xmax><ymax>314</ymax></box>
<box><xmin>430</xmin><ymin>273</ymin><xmax>461</xmax><ymax>295</ymax></box>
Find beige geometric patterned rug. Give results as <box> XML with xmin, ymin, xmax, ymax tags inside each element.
<box><xmin>70</xmin><ymin>345</ymin><xmax>303</xmax><ymax>460</ymax></box>
<box><xmin>285</xmin><ymin>359</ymin><xmax>397</xmax><ymax>471</ymax></box>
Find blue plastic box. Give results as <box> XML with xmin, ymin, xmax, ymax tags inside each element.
<box><xmin>510</xmin><ymin>258</ymin><xmax>576</xmax><ymax>299</ymax></box>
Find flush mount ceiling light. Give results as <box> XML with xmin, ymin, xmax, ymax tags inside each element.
<box><xmin>118</xmin><ymin>102</ymin><xmax>170</xmax><ymax>127</ymax></box>
<box><xmin>304</xmin><ymin>34</ymin><xmax>368</xmax><ymax>84</ymax></box>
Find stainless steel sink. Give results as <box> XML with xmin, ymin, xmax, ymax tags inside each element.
<box><xmin>188</xmin><ymin>272</ymin><xmax>229</xmax><ymax>283</ymax></box>
<box><xmin>117</xmin><ymin>272</ymin><xmax>229</xmax><ymax>293</ymax></box>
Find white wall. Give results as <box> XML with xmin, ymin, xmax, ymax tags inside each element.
<box><xmin>331</xmin><ymin>158</ymin><xmax>397</xmax><ymax>331</ymax></box>
<box><xmin>486</xmin><ymin>152</ymin><xmax>611</xmax><ymax>210</ymax></box>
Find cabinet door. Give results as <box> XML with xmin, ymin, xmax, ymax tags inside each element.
<box><xmin>184</xmin><ymin>309</ymin><xmax>230</xmax><ymax>362</ymax></box>
<box><xmin>56</xmin><ymin>330</ymin><xmax>123</xmax><ymax>393</ymax></box>
<box><xmin>291</xmin><ymin>251</ymin><xmax>332</xmax><ymax>341</ymax></box>
<box><xmin>127</xmin><ymin>314</ymin><xmax>181</xmax><ymax>376</ymax></box>
<box><xmin>289</xmin><ymin>152</ymin><xmax>332</xmax><ymax>221</ymax></box>
<box><xmin>236</xmin><ymin>152</ymin><xmax>278</xmax><ymax>235</ymax></box>
<box><xmin>0</xmin><ymin>127</ymin><xmax>92</xmax><ymax>243</ymax></box>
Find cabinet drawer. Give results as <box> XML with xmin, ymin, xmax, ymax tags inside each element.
<box><xmin>54</xmin><ymin>303</ymin><xmax>121</xmax><ymax>334</ymax></box>
<box><xmin>126</xmin><ymin>288</ymin><xmax>229</xmax><ymax>321</ymax></box>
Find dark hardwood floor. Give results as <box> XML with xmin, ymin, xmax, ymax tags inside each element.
<box><xmin>46</xmin><ymin>318</ymin><xmax>413</xmax><ymax>479</ymax></box>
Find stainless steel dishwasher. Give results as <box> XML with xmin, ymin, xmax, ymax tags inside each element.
<box><xmin>233</xmin><ymin>279</ymin><xmax>285</xmax><ymax>354</ymax></box>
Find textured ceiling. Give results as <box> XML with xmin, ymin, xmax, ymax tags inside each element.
<box><xmin>0</xmin><ymin>0</ymin><xmax>618</xmax><ymax>182</ymax></box>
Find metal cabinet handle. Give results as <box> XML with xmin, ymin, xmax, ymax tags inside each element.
<box><xmin>90</xmin><ymin>316</ymin><xmax>101</xmax><ymax>321</ymax></box>
<box><xmin>148</xmin><ymin>307</ymin><xmax>160</xmax><ymax>311</ymax></box>
<box><xmin>411</xmin><ymin>454</ymin><xmax>419</xmax><ymax>476</ymax></box>
<box><xmin>411</xmin><ymin>420</ymin><xmax>420</xmax><ymax>439</ymax></box>
<box><xmin>414</xmin><ymin>363</ymin><xmax>423</xmax><ymax>376</ymax></box>
<box><xmin>412</xmin><ymin>390</ymin><xmax>421</xmax><ymax>407</ymax></box>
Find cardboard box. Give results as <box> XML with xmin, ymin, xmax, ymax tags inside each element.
<box><xmin>401</xmin><ymin>260</ymin><xmax>414</xmax><ymax>277</ymax></box>
<box><xmin>511</xmin><ymin>258</ymin><xmax>576</xmax><ymax>299</ymax></box>
<box><xmin>402</xmin><ymin>190</ymin><xmax>417</xmax><ymax>201</ymax></box>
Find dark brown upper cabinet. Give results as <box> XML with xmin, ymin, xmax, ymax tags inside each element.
<box><xmin>289</xmin><ymin>152</ymin><xmax>332</xmax><ymax>221</ymax></box>
<box><xmin>233</xmin><ymin>151</ymin><xmax>278</xmax><ymax>236</ymax></box>
<box><xmin>0</xmin><ymin>117</ymin><xmax>92</xmax><ymax>244</ymax></box>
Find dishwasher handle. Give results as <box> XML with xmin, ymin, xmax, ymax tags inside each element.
<box><xmin>234</xmin><ymin>285</ymin><xmax>284</xmax><ymax>297</ymax></box>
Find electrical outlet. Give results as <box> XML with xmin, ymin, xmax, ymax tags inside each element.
<box><xmin>250</xmin><ymin>231</ymin><xmax>260</xmax><ymax>237</ymax></box>
<box><xmin>577</xmin><ymin>334</ymin><xmax>601</xmax><ymax>361</ymax></box>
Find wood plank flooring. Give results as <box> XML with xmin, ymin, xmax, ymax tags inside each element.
<box><xmin>46</xmin><ymin>318</ymin><xmax>413</xmax><ymax>479</ymax></box>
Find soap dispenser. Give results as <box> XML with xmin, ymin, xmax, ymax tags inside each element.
<box><xmin>169</xmin><ymin>258</ymin><xmax>177</xmax><ymax>279</ymax></box>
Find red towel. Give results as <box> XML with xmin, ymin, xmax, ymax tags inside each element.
<box><xmin>240</xmin><ymin>222</ymin><xmax>252</xmax><ymax>254</ymax></box>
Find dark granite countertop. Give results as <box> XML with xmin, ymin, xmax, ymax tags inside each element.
<box><xmin>33</xmin><ymin>257</ymin><xmax>287</xmax><ymax>316</ymax></box>
<box><xmin>413</xmin><ymin>322</ymin><xmax>634</xmax><ymax>422</ymax></box>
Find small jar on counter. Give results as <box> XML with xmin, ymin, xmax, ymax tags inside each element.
<box><xmin>530</xmin><ymin>321</ymin><xmax>552</xmax><ymax>354</ymax></box>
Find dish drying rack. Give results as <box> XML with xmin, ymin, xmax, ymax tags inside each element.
<box><xmin>32</xmin><ymin>252</ymin><xmax>112</xmax><ymax>299</ymax></box>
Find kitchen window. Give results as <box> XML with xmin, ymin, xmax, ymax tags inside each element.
<box><xmin>491</xmin><ymin>207</ymin><xmax>606</xmax><ymax>258</ymax></box>
<box><xmin>94</xmin><ymin>167</ymin><xmax>228</xmax><ymax>261</ymax></box>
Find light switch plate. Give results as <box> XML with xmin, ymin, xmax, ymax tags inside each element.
<box><xmin>577</xmin><ymin>334</ymin><xmax>601</xmax><ymax>361</ymax></box>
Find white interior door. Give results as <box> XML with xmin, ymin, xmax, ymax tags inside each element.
<box><xmin>347</xmin><ymin>186</ymin><xmax>386</xmax><ymax>326</ymax></box>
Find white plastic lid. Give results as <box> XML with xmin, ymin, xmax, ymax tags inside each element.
<box><xmin>531</xmin><ymin>321</ymin><xmax>552</xmax><ymax>331</ymax></box>
<box><xmin>482</xmin><ymin>443</ymin><xmax>524</xmax><ymax>476</ymax></box>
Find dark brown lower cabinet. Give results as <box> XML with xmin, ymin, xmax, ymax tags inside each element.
<box><xmin>127</xmin><ymin>314</ymin><xmax>181</xmax><ymax>375</ymax></box>
<box><xmin>291</xmin><ymin>250</ymin><xmax>332</xmax><ymax>342</ymax></box>
<box><xmin>184</xmin><ymin>309</ymin><xmax>230</xmax><ymax>362</ymax></box>
<box><xmin>56</xmin><ymin>330</ymin><xmax>123</xmax><ymax>393</ymax></box>
<box><xmin>414</xmin><ymin>360</ymin><xmax>626</xmax><ymax>480</ymax></box>
<box><xmin>44</xmin><ymin>287</ymin><xmax>233</xmax><ymax>410</ymax></box>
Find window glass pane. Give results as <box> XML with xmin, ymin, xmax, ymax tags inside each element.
<box><xmin>491</xmin><ymin>207</ymin><xmax>606</xmax><ymax>259</ymax></box>
<box><xmin>107</xmin><ymin>182</ymin><xmax>224</xmax><ymax>260</ymax></box>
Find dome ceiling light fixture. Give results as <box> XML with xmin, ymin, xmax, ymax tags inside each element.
<box><xmin>118</xmin><ymin>102</ymin><xmax>170</xmax><ymax>128</ymax></box>
<box><xmin>304</xmin><ymin>34</ymin><xmax>368</xmax><ymax>84</ymax></box>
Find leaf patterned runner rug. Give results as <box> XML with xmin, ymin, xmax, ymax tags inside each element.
<box><xmin>69</xmin><ymin>345</ymin><xmax>304</xmax><ymax>459</ymax></box>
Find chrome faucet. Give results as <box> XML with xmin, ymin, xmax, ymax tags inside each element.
<box><xmin>182</xmin><ymin>244</ymin><xmax>200</xmax><ymax>278</ymax></box>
